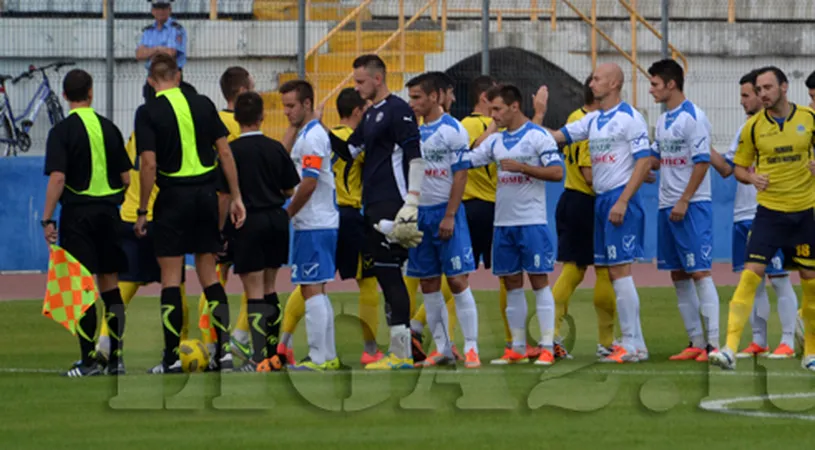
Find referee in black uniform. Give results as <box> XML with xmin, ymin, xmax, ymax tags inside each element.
<box><xmin>134</xmin><ymin>53</ymin><xmax>246</xmax><ymax>374</ymax></box>
<box><xmin>42</xmin><ymin>69</ymin><xmax>132</xmax><ymax>377</ymax></box>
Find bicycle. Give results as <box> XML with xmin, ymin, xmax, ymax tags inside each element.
<box><xmin>0</xmin><ymin>61</ymin><xmax>75</xmax><ymax>157</ymax></box>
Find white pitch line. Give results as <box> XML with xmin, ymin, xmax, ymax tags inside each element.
<box><xmin>699</xmin><ymin>392</ymin><xmax>815</xmax><ymax>421</ymax></box>
<box><xmin>2</xmin><ymin>366</ymin><xmax>812</xmax><ymax>378</ymax></box>
<box><xmin>0</xmin><ymin>368</ymin><xmax>61</xmax><ymax>374</ymax></box>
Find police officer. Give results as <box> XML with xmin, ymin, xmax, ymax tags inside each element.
<box><xmin>136</xmin><ymin>0</ymin><xmax>195</xmax><ymax>101</ymax></box>
<box><xmin>134</xmin><ymin>53</ymin><xmax>246</xmax><ymax>374</ymax></box>
<box><xmin>42</xmin><ymin>69</ymin><xmax>133</xmax><ymax>377</ymax></box>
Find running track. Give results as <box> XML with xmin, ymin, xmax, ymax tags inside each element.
<box><xmin>0</xmin><ymin>262</ymin><xmax>797</xmax><ymax>301</ymax></box>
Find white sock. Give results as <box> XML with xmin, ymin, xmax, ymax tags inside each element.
<box><xmin>232</xmin><ymin>328</ymin><xmax>250</xmax><ymax>345</ymax></box>
<box><xmin>322</xmin><ymin>294</ymin><xmax>337</xmax><ymax>361</ymax></box>
<box><xmin>389</xmin><ymin>324</ymin><xmax>411</xmax><ymax>360</ymax></box>
<box><xmin>280</xmin><ymin>332</ymin><xmax>293</xmax><ymax>348</ymax></box>
<box><xmin>453</xmin><ymin>287</ymin><xmax>479</xmax><ymax>354</ymax></box>
<box><xmin>304</xmin><ymin>294</ymin><xmax>327</xmax><ymax>364</ymax></box>
<box><xmin>410</xmin><ymin>319</ymin><xmax>424</xmax><ymax>335</ymax></box>
<box><xmin>612</xmin><ymin>276</ymin><xmax>641</xmax><ymax>353</ymax></box>
<box><xmin>674</xmin><ymin>279</ymin><xmax>704</xmax><ymax>348</ymax></box>
<box><xmin>751</xmin><ymin>279</ymin><xmax>770</xmax><ymax>347</ymax></box>
<box><xmin>534</xmin><ymin>286</ymin><xmax>555</xmax><ymax>349</ymax></box>
<box><xmin>635</xmin><ymin>306</ymin><xmax>647</xmax><ymax>352</ymax></box>
<box><xmin>424</xmin><ymin>290</ymin><xmax>452</xmax><ymax>357</ymax></box>
<box><xmin>695</xmin><ymin>276</ymin><xmax>720</xmax><ymax>349</ymax></box>
<box><xmin>770</xmin><ymin>275</ymin><xmax>799</xmax><ymax>348</ymax></box>
<box><xmin>505</xmin><ymin>288</ymin><xmax>528</xmax><ymax>354</ymax></box>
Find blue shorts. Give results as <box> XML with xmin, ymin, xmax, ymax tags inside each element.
<box><xmin>732</xmin><ymin>220</ymin><xmax>786</xmax><ymax>275</ymax></box>
<box><xmin>407</xmin><ymin>203</ymin><xmax>475</xmax><ymax>279</ymax></box>
<box><xmin>594</xmin><ymin>186</ymin><xmax>645</xmax><ymax>266</ymax></box>
<box><xmin>657</xmin><ymin>201</ymin><xmax>714</xmax><ymax>272</ymax></box>
<box><xmin>492</xmin><ymin>224</ymin><xmax>556</xmax><ymax>276</ymax></box>
<box><xmin>291</xmin><ymin>229</ymin><xmax>338</xmax><ymax>285</ymax></box>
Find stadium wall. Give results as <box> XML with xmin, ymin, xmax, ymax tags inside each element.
<box><xmin>0</xmin><ymin>155</ymin><xmax>740</xmax><ymax>272</ymax></box>
<box><xmin>4</xmin><ymin>17</ymin><xmax>813</xmax><ymax>271</ymax></box>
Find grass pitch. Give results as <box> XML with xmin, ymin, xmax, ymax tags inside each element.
<box><xmin>2</xmin><ymin>286</ymin><xmax>814</xmax><ymax>449</ymax></box>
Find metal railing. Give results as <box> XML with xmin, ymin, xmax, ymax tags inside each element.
<box><xmin>557</xmin><ymin>0</ymin><xmax>688</xmax><ymax>108</ymax></box>
<box><xmin>99</xmin><ymin>0</ymin><xmax>737</xmax><ymax>24</ymax></box>
<box><xmin>316</xmin><ymin>0</ymin><xmax>441</xmax><ymax>106</ymax></box>
<box><xmin>303</xmin><ymin>0</ymin><xmax>375</xmax><ymax>75</ymax></box>
<box><xmin>440</xmin><ymin>0</ymin><xmax>558</xmax><ymax>32</ymax></box>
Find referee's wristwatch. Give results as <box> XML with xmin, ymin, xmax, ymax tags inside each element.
<box><xmin>40</xmin><ymin>219</ymin><xmax>56</xmax><ymax>228</ymax></box>
<box><xmin>137</xmin><ymin>209</ymin><xmax>149</xmax><ymax>217</ymax></box>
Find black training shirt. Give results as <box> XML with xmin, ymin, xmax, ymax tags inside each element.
<box><xmin>44</xmin><ymin>110</ymin><xmax>131</xmax><ymax>205</ymax></box>
<box><xmin>217</xmin><ymin>132</ymin><xmax>300</xmax><ymax>212</ymax></box>
<box><xmin>134</xmin><ymin>87</ymin><xmax>228</xmax><ymax>188</ymax></box>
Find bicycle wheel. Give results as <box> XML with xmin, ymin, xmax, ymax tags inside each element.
<box><xmin>0</xmin><ymin>111</ymin><xmax>15</xmax><ymax>157</ymax></box>
<box><xmin>46</xmin><ymin>93</ymin><xmax>65</xmax><ymax>125</ymax></box>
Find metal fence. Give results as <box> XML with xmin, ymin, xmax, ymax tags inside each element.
<box><xmin>5</xmin><ymin>0</ymin><xmax>813</xmax><ymax>154</ymax></box>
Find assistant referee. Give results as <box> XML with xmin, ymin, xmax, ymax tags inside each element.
<box><xmin>134</xmin><ymin>53</ymin><xmax>245</xmax><ymax>374</ymax></box>
<box><xmin>42</xmin><ymin>69</ymin><xmax>132</xmax><ymax>377</ymax></box>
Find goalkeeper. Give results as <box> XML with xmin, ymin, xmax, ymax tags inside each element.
<box><xmin>336</xmin><ymin>54</ymin><xmax>424</xmax><ymax>370</ymax></box>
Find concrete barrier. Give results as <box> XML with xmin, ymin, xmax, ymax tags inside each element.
<box><xmin>0</xmin><ymin>155</ymin><xmax>742</xmax><ymax>272</ymax></box>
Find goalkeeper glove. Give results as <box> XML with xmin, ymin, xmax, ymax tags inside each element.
<box><xmin>390</xmin><ymin>193</ymin><xmax>423</xmax><ymax>248</ymax></box>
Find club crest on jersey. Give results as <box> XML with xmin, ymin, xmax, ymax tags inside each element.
<box><xmin>375</xmin><ymin>112</ymin><xmax>384</xmax><ymax>123</ymax></box>
<box><xmin>797</xmin><ymin>124</ymin><xmax>806</xmax><ymax>134</ymax></box>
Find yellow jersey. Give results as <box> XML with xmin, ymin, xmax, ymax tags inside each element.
<box><xmin>219</xmin><ymin>110</ymin><xmax>242</xmax><ymax>142</ymax></box>
<box><xmin>120</xmin><ymin>132</ymin><xmax>159</xmax><ymax>223</ymax></box>
<box><xmin>330</xmin><ymin>125</ymin><xmax>364</xmax><ymax>209</ymax></box>
<box><xmin>734</xmin><ymin>104</ymin><xmax>815</xmax><ymax>213</ymax></box>
<box><xmin>460</xmin><ymin>113</ymin><xmax>498</xmax><ymax>202</ymax></box>
<box><xmin>562</xmin><ymin>108</ymin><xmax>594</xmax><ymax>196</ymax></box>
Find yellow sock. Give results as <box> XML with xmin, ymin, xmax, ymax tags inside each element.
<box><xmin>593</xmin><ymin>267</ymin><xmax>616</xmax><ymax>347</ymax></box>
<box><xmin>441</xmin><ymin>276</ymin><xmax>457</xmax><ymax>337</ymax></box>
<box><xmin>725</xmin><ymin>269</ymin><xmax>762</xmax><ymax>351</ymax></box>
<box><xmin>800</xmin><ymin>278</ymin><xmax>815</xmax><ymax>356</ymax></box>
<box><xmin>180</xmin><ymin>282</ymin><xmax>189</xmax><ymax>341</ymax></box>
<box><xmin>282</xmin><ymin>286</ymin><xmax>306</xmax><ymax>335</ymax></box>
<box><xmin>499</xmin><ymin>278</ymin><xmax>510</xmax><ymax>344</ymax></box>
<box><xmin>100</xmin><ymin>281</ymin><xmax>141</xmax><ymax>338</ymax></box>
<box><xmin>236</xmin><ymin>292</ymin><xmax>249</xmax><ymax>333</ymax></box>
<box><xmin>358</xmin><ymin>276</ymin><xmax>380</xmax><ymax>342</ymax></box>
<box><xmin>405</xmin><ymin>276</ymin><xmax>420</xmax><ymax>318</ymax></box>
<box><xmin>552</xmin><ymin>263</ymin><xmax>586</xmax><ymax>338</ymax></box>
<box><xmin>414</xmin><ymin>304</ymin><xmax>427</xmax><ymax>326</ymax></box>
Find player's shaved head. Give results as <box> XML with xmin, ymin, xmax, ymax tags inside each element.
<box><xmin>590</xmin><ymin>63</ymin><xmax>624</xmax><ymax>105</ymax></box>
<box><xmin>599</xmin><ymin>63</ymin><xmax>624</xmax><ymax>88</ymax></box>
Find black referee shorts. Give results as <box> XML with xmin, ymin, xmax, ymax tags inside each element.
<box><xmin>228</xmin><ymin>208</ymin><xmax>290</xmax><ymax>275</ymax></box>
<box><xmin>59</xmin><ymin>203</ymin><xmax>127</xmax><ymax>275</ymax></box>
<box><xmin>463</xmin><ymin>199</ymin><xmax>495</xmax><ymax>269</ymax></box>
<box><xmin>119</xmin><ymin>221</ymin><xmax>160</xmax><ymax>283</ymax></box>
<box><xmin>152</xmin><ymin>184</ymin><xmax>221</xmax><ymax>258</ymax></box>
<box><xmin>364</xmin><ymin>201</ymin><xmax>409</xmax><ymax>267</ymax></box>
<box><xmin>555</xmin><ymin>188</ymin><xmax>596</xmax><ymax>267</ymax></box>
<box><xmin>337</xmin><ymin>206</ymin><xmax>374</xmax><ymax>280</ymax></box>
<box><xmin>746</xmin><ymin>205</ymin><xmax>815</xmax><ymax>270</ymax></box>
